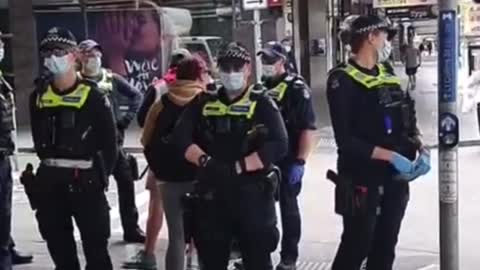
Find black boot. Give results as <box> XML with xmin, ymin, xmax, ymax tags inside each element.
<box><xmin>11</xmin><ymin>249</ymin><xmax>33</xmax><ymax>265</ymax></box>
<box><xmin>123</xmin><ymin>227</ymin><xmax>146</xmax><ymax>243</ymax></box>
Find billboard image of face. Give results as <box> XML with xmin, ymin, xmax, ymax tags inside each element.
<box><xmin>35</xmin><ymin>1</ymin><xmax>180</xmax><ymax>93</ymax></box>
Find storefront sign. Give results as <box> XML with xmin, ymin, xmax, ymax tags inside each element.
<box><xmin>373</xmin><ymin>0</ymin><xmax>437</xmax><ymax>8</ymax></box>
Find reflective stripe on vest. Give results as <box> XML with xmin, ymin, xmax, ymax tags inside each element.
<box><xmin>267</xmin><ymin>81</ymin><xmax>289</xmax><ymax>102</ymax></box>
<box><xmin>342</xmin><ymin>64</ymin><xmax>401</xmax><ymax>89</ymax></box>
<box><xmin>202</xmin><ymin>87</ymin><xmax>257</xmax><ymax>119</ymax></box>
<box><xmin>36</xmin><ymin>84</ymin><xmax>91</xmax><ymax>109</ymax></box>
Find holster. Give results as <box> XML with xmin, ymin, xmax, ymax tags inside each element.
<box><xmin>127</xmin><ymin>154</ymin><xmax>140</xmax><ymax>181</ymax></box>
<box><xmin>326</xmin><ymin>170</ymin><xmax>368</xmax><ymax>217</ymax></box>
<box><xmin>93</xmin><ymin>151</ymin><xmax>109</xmax><ymax>190</ymax></box>
<box><xmin>20</xmin><ymin>163</ymin><xmax>39</xmax><ymax>210</ymax></box>
<box><xmin>263</xmin><ymin>166</ymin><xmax>281</xmax><ymax>200</ymax></box>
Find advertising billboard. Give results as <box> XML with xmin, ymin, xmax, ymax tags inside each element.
<box><xmin>35</xmin><ymin>2</ymin><xmax>190</xmax><ymax>93</ymax></box>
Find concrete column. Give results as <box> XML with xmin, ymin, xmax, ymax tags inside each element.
<box><xmin>293</xmin><ymin>0</ymin><xmax>310</xmax><ymax>83</ymax></box>
<box><xmin>307</xmin><ymin>0</ymin><xmax>328</xmax><ymax>92</ymax></box>
<box><xmin>9</xmin><ymin>0</ymin><xmax>38</xmax><ymax>126</ymax></box>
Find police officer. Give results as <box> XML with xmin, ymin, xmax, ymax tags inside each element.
<box><xmin>78</xmin><ymin>39</ymin><xmax>145</xmax><ymax>243</ymax></box>
<box><xmin>326</xmin><ymin>16</ymin><xmax>431</xmax><ymax>270</ymax></box>
<box><xmin>29</xmin><ymin>27</ymin><xmax>117</xmax><ymax>270</ymax></box>
<box><xmin>0</xmin><ymin>30</ymin><xmax>15</xmax><ymax>270</ymax></box>
<box><xmin>258</xmin><ymin>42</ymin><xmax>316</xmax><ymax>270</ymax></box>
<box><xmin>172</xmin><ymin>43</ymin><xmax>288</xmax><ymax>270</ymax></box>
<box><xmin>0</xmin><ymin>31</ymin><xmax>35</xmax><ymax>268</ymax></box>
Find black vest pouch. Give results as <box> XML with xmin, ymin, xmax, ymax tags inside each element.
<box><xmin>214</xmin><ymin>117</ymin><xmax>231</xmax><ymax>134</ymax></box>
<box><xmin>55</xmin><ymin>110</ymin><xmax>84</xmax><ymax>155</ymax></box>
<box><xmin>59</xmin><ymin>110</ymin><xmax>76</xmax><ymax>129</ymax></box>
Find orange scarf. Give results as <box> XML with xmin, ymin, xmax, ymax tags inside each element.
<box><xmin>141</xmin><ymin>80</ymin><xmax>203</xmax><ymax>146</ymax></box>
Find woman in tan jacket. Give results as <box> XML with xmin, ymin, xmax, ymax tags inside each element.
<box><xmin>139</xmin><ymin>56</ymin><xmax>209</xmax><ymax>270</ymax></box>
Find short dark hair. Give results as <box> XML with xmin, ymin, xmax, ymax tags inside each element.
<box><xmin>176</xmin><ymin>55</ymin><xmax>207</xmax><ymax>81</ymax></box>
<box><xmin>350</xmin><ymin>29</ymin><xmax>383</xmax><ymax>54</ymax></box>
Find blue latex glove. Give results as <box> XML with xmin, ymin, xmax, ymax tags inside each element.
<box><xmin>391</xmin><ymin>152</ymin><xmax>414</xmax><ymax>174</ymax></box>
<box><xmin>286</xmin><ymin>163</ymin><xmax>305</xmax><ymax>185</ymax></box>
<box><xmin>415</xmin><ymin>149</ymin><xmax>431</xmax><ymax>176</ymax></box>
<box><xmin>395</xmin><ymin>168</ymin><xmax>422</xmax><ymax>182</ymax></box>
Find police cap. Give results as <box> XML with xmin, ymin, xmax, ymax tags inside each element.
<box><xmin>351</xmin><ymin>15</ymin><xmax>388</xmax><ymax>35</ymax></box>
<box><xmin>340</xmin><ymin>15</ymin><xmax>389</xmax><ymax>45</ymax></box>
<box><xmin>40</xmin><ymin>27</ymin><xmax>77</xmax><ymax>51</ymax></box>
<box><xmin>217</xmin><ymin>42</ymin><xmax>251</xmax><ymax>71</ymax></box>
<box><xmin>257</xmin><ymin>41</ymin><xmax>287</xmax><ymax>63</ymax></box>
<box><xmin>78</xmin><ymin>39</ymin><xmax>102</xmax><ymax>53</ymax></box>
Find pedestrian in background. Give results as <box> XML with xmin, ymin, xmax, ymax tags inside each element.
<box><xmin>403</xmin><ymin>39</ymin><xmax>421</xmax><ymax>91</ymax></box>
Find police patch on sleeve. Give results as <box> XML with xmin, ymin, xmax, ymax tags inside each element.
<box><xmin>330</xmin><ymin>78</ymin><xmax>340</xmax><ymax>89</ymax></box>
<box><xmin>293</xmin><ymin>79</ymin><xmax>311</xmax><ymax>99</ymax></box>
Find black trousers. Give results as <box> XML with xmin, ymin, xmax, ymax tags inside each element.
<box><xmin>332</xmin><ymin>180</ymin><xmax>409</xmax><ymax>270</ymax></box>
<box><xmin>112</xmin><ymin>147</ymin><xmax>139</xmax><ymax>232</ymax></box>
<box><xmin>0</xmin><ymin>159</ymin><xmax>11</xmax><ymax>270</ymax></box>
<box><xmin>35</xmin><ymin>166</ymin><xmax>112</xmax><ymax>270</ymax></box>
<box><xmin>278</xmin><ymin>166</ymin><xmax>302</xmax><ymax>262</ymax></box>
<box><xmin>193</xmin><ymin>181</ymin><xmax>279</xmax><ymax>270</ymax></box>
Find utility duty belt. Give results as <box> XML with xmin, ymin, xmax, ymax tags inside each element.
<box><xmin>326</xmin><ymin>170</ymin><xmax>384</xmax><ymax>217</ymax></box>
<box><xmin>41</xmin><ymin>158</ymin><xmax>93</xmax><ymax>169</ymax></box>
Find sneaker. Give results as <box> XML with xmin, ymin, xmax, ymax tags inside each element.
<box><xmin>122</xmin><ymin>250</ymin><xmax>157</xmax><ymax>270</ymax></box>
<box><xmin>276</xmin><ymin>260</ymin><xmax>297</xmax><ymax>270</ymax></box>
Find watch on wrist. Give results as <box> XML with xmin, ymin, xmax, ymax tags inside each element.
<box><xmin>198</xmin><ymin>154</ymin><xmax>211</xmax><ymax>168</ymax></box>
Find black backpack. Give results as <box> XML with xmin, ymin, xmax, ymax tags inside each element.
<box><xmin>143</xmin><ymin>95</ymin><xmax>196</xmax><ymax>182</ymax></box>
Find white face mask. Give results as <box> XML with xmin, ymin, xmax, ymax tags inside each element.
<box><xmin>220</xmin><ymin>72</ymin><xmax>245</xmax><ymax>93</ymax></box>
<box><xmin>44</xmin><ymin>55</ymin><xmax>72</xmax><ymax>76</ymax></box>
<box><xmin>377</xmin><ymin>40</ymin><xmax>392</xmax><ymax>63</ymax></box>
<box><xmin>84</xmin><ymin>57</ymin><xmax>102</xmax><ymax>76</ymax></box>
<box><xmin>262</xmin><ymin>65</ymin><xmax>276</xmax><ymax>78</ymax></box>
<box><xmin>0</xmin><ymin>48</ymin><xmax>4</xmax><ymax>62</ymax></box>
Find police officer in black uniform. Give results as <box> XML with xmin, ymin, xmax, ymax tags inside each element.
<box><xmin>0</xmin><ymin>31</ymin><xmax>35</xmax><ymax>268</ymax></box>
<box><xmin>326</xmin><ymin>16</ymin><xmax>431</xmax><ymax>270</ymax></box>
<box><xmin>258</xmin><ymin>41</ymin><xmax>316</xmax><ymax>270</ymax></box>
<box><xmin>0</xmin><ymin>30</ymin><xmax>16</xmax><ymax>270</ymax></box>
<box><xmin>172</xmin><ymin>43</ymin><xmax>288</xmax><ymax>270</ymax></box>
<box><xmin>29</xmin><ymin>27</ymin><xmax>117</xmax><ymax>270</ymax></box>
<box><xmin>78</xmin><ymin>39</ymin><xmax>145</xmax><ymax>243</ymax></box>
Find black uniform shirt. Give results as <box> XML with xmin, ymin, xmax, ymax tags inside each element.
<box><xmin>264</xmin><ymin>73</ymin><xmax>316</xmax><ymax>161</ymax></box>
<box><xmin>173</xmin><ymin>88</ymin><xmax>289</xmax><ymax>169</ymax></box>
<box><xmin>29</xmin><ymin>79</ymin><xmax>118</xmax><ymax>174</ymax></box>
<box><xmin>110</xmin><ymin>73</ymin><xmax>142</xmax><ymax>129</ymax></box>
<box><xmin>327</xmin><ymin>60</ymin><xmax>399</xmax><ymax>183</ymax></box>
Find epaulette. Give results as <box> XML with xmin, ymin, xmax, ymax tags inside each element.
<box><xmin>328</xmin><ymin>62</ymin><xmax>347</xmax><ymax>76</ymax></box>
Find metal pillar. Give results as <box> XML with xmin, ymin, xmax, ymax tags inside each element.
<box><xmin>80</xmin><ymin>0</ymin><xmax>89</xmax><ymax>38</ymax></box>
<box><xmin>437</xmin><ymin>0</ymin><xmax>459</xmax><ymax>269</ymax></box>
<box><xmin>253</xmin><ymin>9</ymin><xmax>262</xmax><ymax>83</ymax></box>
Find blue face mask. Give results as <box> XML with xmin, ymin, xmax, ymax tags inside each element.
<box><xmin>44</xmin><ymin>55</ymin><xmax>71</xmax><ymax>76</ymax></box>
<box><xmin>220</xmin><ymin>72</ymin><xmax>245</xmax><ymax>93</ymax></box>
